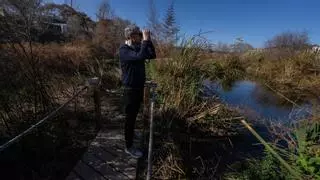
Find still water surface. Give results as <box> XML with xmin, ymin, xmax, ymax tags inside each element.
<box><xmin>203</xmin><ymin>80</ymin><xmax>310</xmax><ymax>122</ymax></box>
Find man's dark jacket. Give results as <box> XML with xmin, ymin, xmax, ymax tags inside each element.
<box><xmin>119</xmin><ymin>40</ymin><xmax>156</xmax><ymax>88</ymax></box>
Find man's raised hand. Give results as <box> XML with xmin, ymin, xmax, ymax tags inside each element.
<box><xmin>142</xmin><ymin>29</ymin><xmax>151</xmax><ymax>41</ymax></box>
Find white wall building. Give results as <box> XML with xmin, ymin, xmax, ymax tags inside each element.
<box><xmin>312</xmin><ymin>46</ymin><xmax>320</xmax><ymax>52</ymax></box>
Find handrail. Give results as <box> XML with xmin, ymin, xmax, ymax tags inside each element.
<box><xmin>145</xmin><ymin>81</ymin><xmax>157</xmax><ymax>180</ymax></box>
<box><xmin>0</xmin><ymin>86</ymin><xmax>89</xmax><ymax>153</ymax></box>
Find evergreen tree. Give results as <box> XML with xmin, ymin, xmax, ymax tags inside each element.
<box><xmin>162</xmin><ymin>0</ymin><xmax>179</xmax><ymax>45</ymax></box>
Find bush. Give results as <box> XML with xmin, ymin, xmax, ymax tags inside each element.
<box><xmin>202</xmin><ymin>54</ymin><xmax>246</xmax><ymax>89</ymax></box>
<box><xmin>225</xmin><ymin>152</ymin><xmax>288</xmax><ymax>180</ymax></box>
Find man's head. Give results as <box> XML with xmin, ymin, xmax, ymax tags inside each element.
<box><xmin>125</xmin><ymin>25</ymin><xmax>142</xmax><ymax>44</ymax></box>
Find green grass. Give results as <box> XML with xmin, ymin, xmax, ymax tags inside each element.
<box><xmin>225</xmin><ymin>152</ymin><xmax>289</xmax><ymax>180</ymax></box>
<box><xmin>293</xmin><ymin>119</ymin><xmax>320</xmax><ymax>179</ymax></box>
<box><xmin>225</xmin><ymin>116</ymin><xmax>320</xmax><ymax>180</ymax></box>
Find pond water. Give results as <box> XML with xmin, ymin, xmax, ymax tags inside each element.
<box><xmin>187</xmin><ymin>80</ymin><xmax>312</xmax><ymax>177</ymax></box>
<box><xmin>202</xmin><ymin>80</ymin><xmax>310</xmax><ymax>122</ymax></box>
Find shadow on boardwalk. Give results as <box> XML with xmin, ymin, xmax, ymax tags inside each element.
<box><xmin>0</xmin><ymin>91</ymin><xmax>138</xmax><ymax>180</ymax></box>
<box><xmin>66</xmin><ymin>93</ymin><xmax>143</xmax><ymax>180</ymax></box>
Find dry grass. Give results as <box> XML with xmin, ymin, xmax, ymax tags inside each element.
<box><xmin>147</xmin><ymin>37</ymin><xmax>207</xmax><ymax>119</ymax></box>
<box><xmin>0</xmin><ymin>41</ymin><xmax>120</xmax><ymax>137</ymax></box>
<box><xmin>145</xmin><ymin>37</ymin><xmax>246</xmax><ymax>179</ymax></box>
<box><xmin>152</xmin><ymin>141</ymin><xmax>186</xmax><ymax>179</ymax></box>
<box><xmin>244</xmin><ymin>49</ymin><xmax>320</xmax><ymax>102</ymax></box>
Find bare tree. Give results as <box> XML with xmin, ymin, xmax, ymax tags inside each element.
<box><xmin>0</xmin><ymin>0</ymin><xmax>54</xmax><ymax>134</ymax></box>
<box><xmin>214</xmin><ymin>42</ymin><xmax>231</xmax><ymax>52</ymax></box>
<box><xmin>93</xmin><ymin>0</ymin><xmax>113</xmax><ymax>52</ymax></box>
<box><xmin>96</xmin><ymin>0</ymin><xmax>113</xmax><ymax>21</ymax></box>
<box><xmin>93</xmin><ymin>15</ymin><xmax>132</xmax><ymax>57</ymax></box>
<box><xmin>93</xmin><ymin>0</ymin><xmax>132</xmax><ymax>57</ymax></box>
<box><xmin>231</xmin><ymin>37</ymin><xmax>254</xmax><ymax>53</ymax></box>
<box><xmin>147</xmin><ymin>0</ymin><xmax>161</xmax><ymax>43</ymax></box>
<box><xmin>110</xmin><ymin>17</ymin><xmax>131</xmax><ymax>46</ymax></box>
<box><xmin>265</xmin><ymin>31</ymin><xmax>310</xmax><ymax>50</ymax></box>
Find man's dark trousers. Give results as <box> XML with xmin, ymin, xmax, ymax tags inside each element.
<box><xmin>122</xmin><ymin>87</ymin><xmax>144</xmax><ymax>149</ymax></box>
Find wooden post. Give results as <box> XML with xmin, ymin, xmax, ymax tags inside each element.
<box><xmin>136</xmin><ymin>86</ymin><xmax>151</xmax><ymax>179</ymax></box>
<box><xmin>146</xmin><ymin>81</ymin><xmax>157</xmax><ymax>180</ymax></box>
<box><xmin>88</xmin><ymin>77</ymin><xmax>101</xmax><ymax>128</ymax></box>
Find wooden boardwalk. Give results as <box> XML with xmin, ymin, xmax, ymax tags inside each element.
<box><xmin>66</xmin><ymin>130</ymin><xmax>138</xmax><ymax>180</ymax></box>
<box><xmin>66</xmin><ymin>94</ymin><xmax>144</xmax><ymax>180</ymax></box>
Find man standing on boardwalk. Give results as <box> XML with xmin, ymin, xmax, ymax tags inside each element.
<box><xmin>119</xmin><ymin>25</ymin><xmax>156</xmax><ymax>158</ymax></box>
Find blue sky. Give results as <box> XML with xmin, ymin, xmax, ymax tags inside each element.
<box><xmin>53</xmin><ymin>0</ymin><xmax>320</xmax><ymax>47</ymax></box>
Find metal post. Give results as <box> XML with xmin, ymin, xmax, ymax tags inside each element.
<box><xmin>146</xmin><ymin>81</ymin><xmax>157</xmax><ymax>180</ymax></box>
<box><xmin>143</xmin><ymin>86</ymin><xmax>151</xmax><ymax>146</ymax></box>
<box><xmin>88</xmin><ymin>77</ymin><xmax>101</xmax><ymax>128</ymax></box>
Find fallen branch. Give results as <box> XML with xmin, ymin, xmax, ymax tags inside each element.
<box><xmin>216</xmin><ymin>116</ymin><xmax>243</xmax><ymax>121</ymax></box>
<box><xmin>187</xmin><ymin>104</ymin><xmax>221</xmax><ymax>122</ymax></box>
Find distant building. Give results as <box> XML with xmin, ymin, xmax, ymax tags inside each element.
<box><xmin>32</xmin><ymin>17</ymin><xmax>68</xmax><ymax>43</ymax></box>
<box><xmin>42</xmin><ymin>17</ymin><xmax>68</xmax><ymax>34</ymax></box>
<box><xmin>312</xmin><ymin>45</ymin><xmax>320</xmax><ymax>52</ymax></box>
<box><xmin>44</xmin><ymin>22</ymin><xmax>68</xmax><ymax>34</ymax></box>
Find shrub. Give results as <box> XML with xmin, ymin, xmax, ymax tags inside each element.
<box><xmin>203</xmin><ymin>54</ymin><xmax>246</xmax><ymax>89</ymax></box>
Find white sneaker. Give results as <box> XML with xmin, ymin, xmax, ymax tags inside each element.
<box><xmin>125</xmin><ymin>147</ymin><xmax>143</xmax><ymax>158</ymax></box>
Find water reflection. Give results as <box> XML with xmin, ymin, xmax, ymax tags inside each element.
<box><xmin>203</xmin><ymin>80</ymin><xmax>310</xmax><ymax>122</ymax></box>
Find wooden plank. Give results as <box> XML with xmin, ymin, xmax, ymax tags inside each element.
<box><xmin>88</xmin><ymin>142</ymin><xmax>136</xmax><ymax>179</ymax></box>
<box><xmin>89</xmin><ymin>131</ymin><xmax>137</xmax><ymax>179</ymax></box>
<box><xmin>67</xmin><ymin>128</ymin><xmax>139</xmax><ymax>180</ymax></box>
<box><xmin>65</xmin><ymin>171</ymin><xmax>82</xmax><ymax>180</ymax></box>
<box><xmin>94</xmin><ymin>130</ymin><xmax>144</xmax><ymax>150</ymax></box>
<box><xmin>73</xmin><ymin>161</ymin><xmax>106</xmax><ymax>180</ymax></box>
<box><xmin>82</xmin><ymin>152</ymin><xmax>129</xmax><ymax>180</ymax></box>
